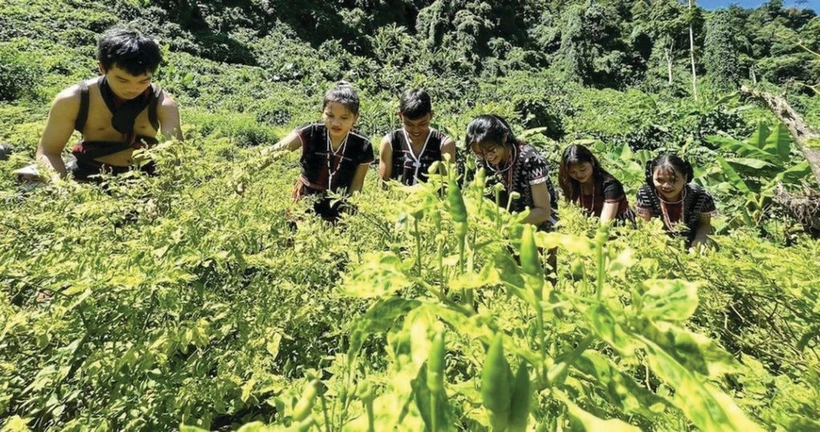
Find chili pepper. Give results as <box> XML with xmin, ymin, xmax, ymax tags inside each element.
<box><xmin>508</xmin><ymin>362</ymin><xmax>531</xmax><ymax>432</ymax></box>
<box><xmin>481</xmin><ymin>334</ymin><xmax>511</xmax><ymax>430</ymax></box>
<box><xmin>292</xmin><ymin>379</ymin><xmax>318</xmax><ymax>421</ymax></box>
<box><xmin>431</xmin><ymin>209</ymin><xmax>442</xmax><ymax>228</ymax></box>
<box><xmin>448</xmin><ymin>181</ymin><xmax>468</xmax><ymax>224</ymax></box>
<box><xmin>427</xmin><ymin>331</ymin><xmax>446</xmax><ymax>393</ymax></box>
<box><xmin>520</xmin><ymin>224</ymin><xmax>543</xmax><ymax>278</ymax></box>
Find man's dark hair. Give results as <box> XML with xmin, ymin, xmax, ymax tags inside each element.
<box><xmin>97</xmin><ymin>28</ymin><xmax>162</xmax><ymax>76</ymax></box>
<box><xmin>399</xmin><ymin>89</ymin><xmax>432</xmax><ymax>120</ymax></box>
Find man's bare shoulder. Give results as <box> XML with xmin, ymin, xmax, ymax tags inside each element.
<box><xmin>49</xmin><ymin>82</ymin><xmax>87</xmax><ymax>118</ymax></box>
<box><xmin>157</xmin><ymin>88</ymin><xmax>179</xmax><ymax>110</ymax></box>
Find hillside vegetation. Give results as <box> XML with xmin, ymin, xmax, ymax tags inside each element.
<box><xmin>1</xmin><ymin>0</ymin><xmax>819</xmax><ymax>430</ymax></box>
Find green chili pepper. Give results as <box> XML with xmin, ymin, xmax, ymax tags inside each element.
<box><xmin>431</xmin><ymin>209</ymin><xmax>442</xmax><ymax>228</ymax></box>
<box><xmin>292</xmin><ymin>379</ymin><xmax>318</xmax><ymax>421</ymax></box>
<box><xmin>448</xmin><ymin>181</ymin><xmax>468</xmax><ymax>224</ymax></box>
<box><xmin>481</xmin><ymin>334</ymin><xmax>511</xmax><ymax>430</ymax></box>
<box><xmin>428</xmin><ymin>160</ymin><xmax>441</xmax><ymax>175</ymax></box>
<box><xmin>427</xmin><ymin>331</ymin><xmax>446</xmax><ymax>393</ymax></box>
<box><xmin>508</xmin><ymin>362</ymin><xmax>531</xmax><ymax>432</ymax></box>
<box><xmin>520</xmin><ymin>225</ymin><xmax>542</xmax><ymax>278</ymax></box>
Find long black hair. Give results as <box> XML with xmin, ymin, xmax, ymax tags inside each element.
<box><xmin>558</xmin><ymin>144</ymin><xmax>613</xmax><ymax>202</ymax></box>
<box><xmin>644</xmin><ymin>154</ymin><xmax>694</xmax><ymax>190</ymax></box>
<box><xmin>465</xmin><ymin>115</ymin><xmax>522</xmax><ymax>153</ymax></box>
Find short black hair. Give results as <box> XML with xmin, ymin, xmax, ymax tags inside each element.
<box><xmin>399</xmin><ymin>88</ymin><xmax>432</xmax><ymax>120</ymax></box>
<box><xmin>97</xmin><ymin>28</ymin><xmax>162</xmax><ymax>76</ymax></box>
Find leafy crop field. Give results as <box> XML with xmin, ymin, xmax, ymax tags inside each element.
<box><xmin>1</xmin><ymin>0</ymin><xmax>820</xmax><ymax>431</ymax></box>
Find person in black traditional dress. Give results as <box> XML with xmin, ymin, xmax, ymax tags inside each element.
<box><xmin>254</xmin><ymin>82</ymin><xmax>374</xmax><ymax>222</ymax></box>
<box><xmin>558</xmin><ymin>144</ymin><xmax>635</xmax><ymax>225</ymax></box>
<box><xmin>466</xmin><ymin>115</ymin><xmax>558</xmax><ymax>230</ymax></box>
<box><xmin>636</xmin><ymin>154</ymin><xmax>717</xmax><ymax>249</ymax></box>
<box><xmin>378</xmin><ymin>89</ymin><xmax>455</xmax><ymax>185</ymax></box>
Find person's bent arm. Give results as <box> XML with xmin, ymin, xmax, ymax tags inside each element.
<box><xmin>441</xmin><ymin>138</ymin><xmax>456</xmax><ymax>165</ymax></box>
<box><xmin>350</xmin><ymin>163</ymin><xmax>371</xmax><ymax>194</ymax></box>
<box><xmin>599</xmin><ymin>201</ymin><xmax>619</xmax><ymax>225</ymax></box>
<box><xmin>691</xmin><ymin>214</ymin><xmax>712</xmax><ymax>248</ymax></box>
<box><xmin>439</xmin><ymin>137</ymin><xmax>456</xmax><ymax>176</ymax></box>
<box><xmin>255</xmin><ymin>131</ymin><xmax>302</xmax><ymax>171</ymax></box>
<box><xmin>36</xmin><ymin>87</ymin><xmax>81</xmax><ymax>179</ymax></box>
<box><xmin>157</xmin><ymin>90</ymin><xmax>183</xmax><ymax>141</ymax></box>
<box><xmin>378</xmin><ymin>136</ymin><xmax>392</xmax><ymax>182</ymax></box>
<box><xmin>636</xmin><ymin>208</ymin><xmax>652</xmax><ymax>222</ymax></box>
<box><xmin>523</xmin><ymin>182</ymin><xmax>552</xmax><ymax>225</ymax></box>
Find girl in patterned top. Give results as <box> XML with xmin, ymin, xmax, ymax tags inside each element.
<box><xmin>466</xmin><ymin>115</ymin><xmax>558</xmax><ymax>230</ymax></box>
<box><xmin>259</xmin><ymin>82</ymin><xmax>374</xmax><ymax>222</ymax></box>
<box><xmin>379</xmin><ymin>88</ymin><xmax>456</xmax><ymax>185</ymax></box>
<box><xmin>558</xmin><ymin>144</ymin><xmax>635</xmax><ymax>225</ymax></box>
<box><xmin>636</xmin><ymin>154</ymin><xmax>717</xmax><ymax>248</ymax></box>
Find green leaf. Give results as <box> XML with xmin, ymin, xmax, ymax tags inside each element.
<box><xmin>747</xmin><ymin>122</ymin><xmax>771</xmax><ymax>149</ymax></box>
<box><xmin>716</xmin><ymin>154</ymin><xmax>750</xmax><ymax>194</ymax></box>
<box><xmin>575</xmin><ymin>351</ymin><xmax>669</xmax><ymax>417</ymax></box>
<box><xmin>640</xmin><ymin>337</ymin><xmax>764</xmax><ymax>432</ymax></box>
<box><xmin>343</xmin><ymin>252</ymin><xmax>412</xmax><ymax>298</ymax></box>
<box><xmin>412</xmin><ymin>363</ymin><xmax>452</xmax><ymax>432</ymax></box>
<box><xmin>762</xmin><ymin>123</ymin><xmax>792</xmax><ymax>162</ymax></box>
<box><xmin>725</xmin><ymin>157</ymin><xmax>774</xmax><ymax>170</ymax></box>
<box><xmin>638</xmin><ymin>321</ymin><xmax>742</xmax><ymax>378</ymax></box>
<box><xmin>775</xmin><ymin>161</ymin><xmax>811</xmax><ymax>185</ymax></box>
<box><xmin>638</xmin><ymin>279</ymin><xmax>699</xmax><ymax>322</ymax></box>
<box><xmin>558</xmin><ymin>392</ymin><xmax>641</xmax><ymax>432</ymax></box>
<box><xmin>585</xmin><ymin>304</ymin><xmax>639</xmax><ymax>355</ymax></box>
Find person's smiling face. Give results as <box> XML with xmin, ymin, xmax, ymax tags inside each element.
<box><xmin>653</xmin><ymin>164</ymin><xmax>687</xmax><ymax>200</ymax></box>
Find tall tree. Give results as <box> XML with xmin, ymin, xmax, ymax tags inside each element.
<box><xmin>686</xmin><ymin>0</ymin><xmax>699</xmax><ymax>100</ymax></box>
<box><xmin>704</xmin><ymin>10</ymin><xmax>742</xmax><ymax>89</ymax></box>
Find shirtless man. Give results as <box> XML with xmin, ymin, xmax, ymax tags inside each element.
<box><xmin>16</xmin><ymin>27</ymin><xmax>182</xmax><ymax>182</ymax></box>
<box><xmin>378</xmin><ymin>89</ymin><xmax>456</xmax><ymax>186</ymax></box>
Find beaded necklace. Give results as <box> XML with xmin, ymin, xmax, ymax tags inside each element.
<box><xmin>577</xmin><ymin>183</ymin><xmax>595</xmax><ymax>215</ymax></box>
<box><xmin>487</xmin><ymin>145</ymin><xmax>518</xmax><ymax>192</ymax></box>
<box><xmin>326</xmin><ymin>130</ymin><xmax>349</xmax><ymax>189</ymax></box>
<box><xmin>658</xmin><ymin>188</ymin><xmax>687</xmax><ymax>230</ymax></box>
<box><xmin>402</xmin><ymin>129</ymin><xmax>432</xmax><ymax>185</ymax></box>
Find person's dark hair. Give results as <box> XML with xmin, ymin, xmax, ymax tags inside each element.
<box><xmin>323</xmin><ymin>81</ymin><xmax>360</xmax><ymax>115</ymax></box>
<box><xmin>465</xmin><ymin>115</ymin><xmax>522</xmax><ymax>153</ymax></box>
<box><xmin>97</xmin><ymin>28</ymin><xmax>162</xmax><ymax>76</ymax></box>
<box><xmin>399</xmin><ymin>88</ymin><xmax>432</xmax><ymax>120</ymax></box>
<box><xmin>558</xmin><ymin>144</ymin><xmax>613</xmax><ymax>202</ymax></box>
<box><xmin>644</xmin><ymin>154</ymin><xmax>694</xmax><ymax>189</ymax></box>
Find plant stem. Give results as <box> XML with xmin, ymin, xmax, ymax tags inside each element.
<box><xmin>415</xmin><ymin>218</ymin><xmax>422</xmax><ymax>276</ymax></box>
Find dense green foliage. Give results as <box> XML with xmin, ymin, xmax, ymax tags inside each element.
<box><xmin>1</xmin><ymin>0</ymin><xmax>819</xmax><ymax>430</ymax></box>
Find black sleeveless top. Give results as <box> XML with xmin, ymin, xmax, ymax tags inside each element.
<box><xmin>297</xmin><ymin>123</ymin><xmax>374</xmax><ymax>193</ymax></box>
<box><xmin>387</xmin><ymin>128</ymin><xmax>447</xmax><ymax>185</ymax></box>
<box><xmin>71</xmin><ymin>78</ymin><xmax>162</xmax><ymax>163</ymax></box>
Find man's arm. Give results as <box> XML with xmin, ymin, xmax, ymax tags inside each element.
<box><xmin>157</xmin><ymin>90</ymin><xmax>183</xmax><ymax>141</ymax></box>
<box><xmin>378</xmin><ymin>136</ymin><xmax>392</xmax><ymax>181</ymax></box>
<box><xmin>35</xmin><ymin>86</ymin><xmax>81</xmax><ymax>179</ymax></box>
<box><xmin>441</xmin><ymin>137</ymin><xmax>456</xmax><ymax>165</ymax></box>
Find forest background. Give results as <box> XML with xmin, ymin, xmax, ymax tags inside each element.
<box><xmin>1</xmin><ymin>0</ymin><xmax>820</xmax><ymax>431</ymax></box>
